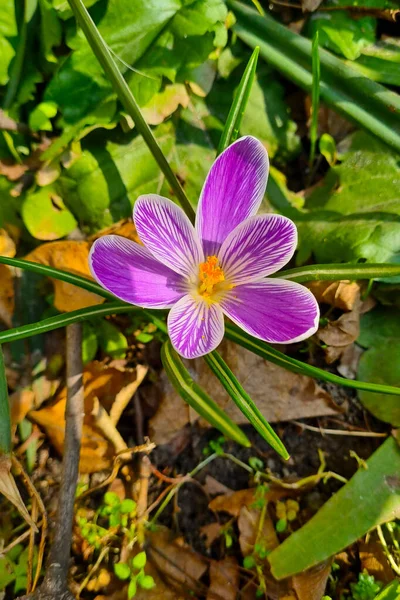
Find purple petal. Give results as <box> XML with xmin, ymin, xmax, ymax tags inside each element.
<box><xmin>168</xmin><ymin>295</ymin><xmax>225</xmax><ymax>358</ymax></box>
<box><xmin>134</xmin><ymin>194</ymin><xmax>203</xmax><ymax>278</ymax></box>
<box><xmin>89</xmin><ymin>235</ymin><xmax>187</xmax><ymax>308</ymax></box>
<box><xmin>221</xmin><ymin>280</ymin><xmax>319</xmax><ymax>343</ymax></box>
<box><xmin>218</xmin><ymin>214</ymin><xmax>297</xmax><ymax>284</ymax></box>
<box><xmin>196</xmin><ymin>136</ymin><xmax>269</xmax><ymax>256</ymax></box>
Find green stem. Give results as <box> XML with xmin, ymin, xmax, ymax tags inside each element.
<box><xmin>0</xmin><ymin>344</ymin><xmax>11</xmax><ymax>454</ymax></box>
<box><xmin>277</xmin><ymin>263</ymin><xmax>400</xmax><ymax>283</ymax></box>
<box><xmin>3</xmin><ymin>0</ymin><xmax>28</xmax><ymax>109</ymax></box>
<box><xmin>66</xmin><ymin>0</ymin><xmax>195</xmax><ymax>222</ymax></box>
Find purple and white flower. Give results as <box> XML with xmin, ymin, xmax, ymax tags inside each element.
<box><xmin>89</xmin><ymin>136</ymin><xmax>319</xmax><ymax>359</ymax></box>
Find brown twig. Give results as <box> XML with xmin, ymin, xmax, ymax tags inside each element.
<box><xmin>291</xmin><ymin>420</ymin><xmax>387</xmax><ymax>437</ymax></box>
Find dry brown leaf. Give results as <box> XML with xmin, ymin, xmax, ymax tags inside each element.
<box><xmin>24</xmin><ymin>241</ymin><xmax>103</xmax><ymax>312</ymax></box>
<box><xmin>0</xmin><ymin>228</ymin><xmax>16</xmax><ymax>327</ymax></box>
<box><xmin>209</xmin><ymin>488</ymin><xmax>292</xmax><ymax>518</ymax></box>
<box><xmin>238</xmin><ymin>505</ymin><xmax>279</xmax><ymax>557</ymax></box>
<box><xmin>207</xmin><ymin>557</ymin><xmax>239</xmax><ymax>600</ymax></box>
<box><xmin>337</xmin><ymin>343</ymin><xmax>363</xmax><ymax>379</ymax></box>
<box><xmin>317</xmin><ymin>311</ymin><xmax>360</xmax><ymax>364</ymax></box>
<box><xmin>291</xmin><ymin>561</ymin><xmax>332</xmax><ymax>600</ymax></box>
<box><xmin>0</xmin><ymin>455</ymin><xmax>36</xmax><ymax>529</ymax></box>
<box><xmin>10</xmin><ymin>389</ymin><xmax>36</xmax><ymax>425</ymax></box>
<box><xmin>140</xmin><ymin>527</ymin><xmax>207</xmax><ymax>598</ymax></box>
<box><xmin>359</xmin><ymin>537</ymin><xmax>394</xmax><ymax>584</ymax></box>
<box><xmin>200</xmin><ymin>522</ymin><xmax>222</xmax><ymax>548</ymax></box>
<box><xmin>204</xmin><ymin>475</ymin><xmax>233</xmax><ymax>496</ymax></box>
<box><xmin>29</xmin><ymin>361</ymin><xmax>143</xmax><ymax>473</ymax></box>
<box><xmin>150</xmin><ymin>341</ymin><xmax>338</xmax><ymax>445</ymax></box>
<box><xmin>308</xmin><ymin>280</ymin><xmax>361</xmax><ymax>311</ymax></box>
<box><xmin>89</xmin><ymin>219</ymin><xmax>140</xmax><ymax>244</ymax></box>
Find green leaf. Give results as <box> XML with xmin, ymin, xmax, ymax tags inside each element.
<box><xmin>229</xmin><ymin>0</ymin><xmax>400</xmax><ymax>154</ymax></box>
<box><xmin>137</xmin><ymin>574</ymin><xmax>155</xmax><ymax>590</ymax></box>
<box><xmin>0</xmin><ymin>344</ymin><xmax>11</xmax><ymax>454</ymax></box>
<box><xmin>309</xmin><ymin>30</ymin><xmax>320</xmax><ymax>165</ymax></box>
<box><xmin>161</xmin><ymin>340</ymin><xmax>251</xmax><ymax>447</ymax></box>
<box><xmin>319</xmin><ymin>133</ymin><xmax>337</xmax><ymax>166</ymax></box>
<box><xmin>132</xmin><ymin>551</ymin><xmax>147</xmax><ymax>570</ymax></box>
<box><xmin>307</xmin><ymin>11</ymin><xmax>376</xmax><ymax>61</ymax></box>
<box><xmin>0</xmin><ymin>0</ymin><xmax>17</xmax><ymax>86</ymax></box>
<box><xmin>277</xmin><ymin>262</ymin><xmax>400</xmax><ymax>284</ymax></box>
<box><xmin>268</xmin><ymin>437</ymin><xmax>400</xmax><ymax>579</ymax></box>
<box><xmin>58</xmin><ymin>123</ymin><xmax>175</xmax><ymax>231</ymax></box>
<box><xmin>171</xmin><ymin>0</ymin><xmax>227</xmax><ymax>38</ymax></box>
<box><xmin>358</xmin><ymin>307</ymin><xmax>400</xmax><ymax>348</ymax></box>
<box><xmin>297</xmin><ymin>131</ymin><xmax>400</xmax><ymax>265</ymax></box>
<box><xmin>350</xmin><ymin>38</ymin><xmax>400</xmax><ymax>87</ymax></box>
<box><xmin>203</xmin><ymin>351</ymin><xmax>289</xmax><ymax>459</ymax></box>
<box><xmin>82</xmin><ymin>321</ymin><xmax>98</xmax><ymax>364</ymax></box>
<box><xmin>21</xmin><ymin>186</ymin><xmax>77</xmax><ymax>240</ymax></box>
<box><xmin>96</xmin><ymin>319</ymin><xmax>128</xmax><ymax>359</ymax></box>
<box><xmin>217</xmin><ymin>46</ymin><xmax>259</xmax><ymax>154</ymax></box>
<box><xmin>128</xmin><ymin>577</ymin><xmax>137</xmax><ymax>598</ymax></box>
<box><xmin>358</xmin><ymin>343</ymin><xmax>400</xmax><ymax>426</ymax></box>
<box><xmin>39</xmin><ymin>0</ymin><xmax>62</xmax><ymax>63</ymax></box>
<box><xmin>225</xmin><ymin>323</ymin><xmax>400</xmax><ymax>398</ymax></box>
<box><xmin>114</xmin><ymin>562</ymin><xmax>131</xmax><ymax>581</ymax></box>
<box><xmin>28</xmin><ymin>101</ymin><xmax>58</xmax><ymax>131</ymax></box>
<box><xmin>375</xmin><ymin>580</ymin><xmax>400</xmax><ymax>600</ymax></box>
<box><xmin>104</xmin><ymin>491</ymin><xmax>120</xmax><ymax>506</ymax></box>
<box><xmin>120</xmin><ymin>498</ymin><xmax>136</xmax><ymax>514</ymax></box>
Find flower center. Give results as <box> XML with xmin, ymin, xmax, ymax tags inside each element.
<box><xmin>198</xmin><ymin>256</ymin><xmax>225</xmax><ymax>298</ymax></box>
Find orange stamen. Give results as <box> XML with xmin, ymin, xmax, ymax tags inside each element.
<box><xmin>198</xmin><ymin>256</ymin><xmax>225</xmax><ymax>298</ymax></box>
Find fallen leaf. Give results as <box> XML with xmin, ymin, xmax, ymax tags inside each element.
<box><xmin>238</xmin><ymin>505</ymin><xmax>279</xmax><ymax>557</ymax></box>
<box><xmin>0</xmin><ymin>229</ymin><xmax>16</xmax><ymax>327</ymax></box>
<box><xmin>337</xmin><ymin>343</ymin><xmax>363</xmax><ymax>379</ymax></box>
<box><xmin>24</xmin><ymin>241</ymin><xmax>103</xmax><ymax>312</ymax></box>
<box><xmin>308</xmin><ymin>280</ymin><xmax>361</xmax><ymax>311</ymax></box>
<box><xmin>150</xmin><ymin>341</ymin><xmax>338</xmax><ymax>445</ymax></box>
<box><xmin>10</xmin><ymin>390</ymin><xmax>36</xmax><ymax>425</ymax></box>
<box><xmin>29</xmin><ymin>361</ymin><xmax>144</xmax><ymax>473</ymax></box>
<box><xmin>204</xmin><ymin>475</ymin><xmax>233</xmax><ymax>496</ymax></box>
<box><xmin>291</xmin><ymin>560</ymin><xmax>332</xmax><ymax>600</ymax></box>
<box><xmin>89</xmin><ymin>218</ymin><xmax>140</xmax><ymax>244</ymax></box>
<box><xmin>207</xmin><ymin>557</ymin><xmax>239</xmax><ymax>600</ymax></box>
<box><xmin>200</xmin><ymin>522</ymin><xmax>222</xmax><ymax>548</ymax></box>
<box><xmin>317</xmin><ymin>311</ymin><xmax>360</xmax><ymax>364</ymax></box>
<box><xmin>359</xmin><ymin>536</ymin><xmax>394</xmax><ymax>584</ymax></box>
<box><xmin>0</xmin><ymin>454</ymin><xmax>36</xmax><ymax>530</ymax></box>
<box><xmin>209</xmin><ymin>489</ymin><xmax>257</xmax><ymax>518</ymax></box>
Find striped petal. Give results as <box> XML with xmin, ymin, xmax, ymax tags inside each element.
<box><xmin>134</xmin><ymin>194</ymin><xmax>203</xmax><ymax>278</ymax></box>
<box><xmin>221</xmin><ymin>279</ymin><xmax>319</xmax><ymax>344</ymax></box>
<box><xmin>196</xmin><ymin>136</ymin><xmax>269</xmax><ymax>256</ymax></box>
<box><xmin>89</xmin><ymin>235</ymin><xmax>187</xmax><ymax>308</ymax></box>
<box><xmin>218</xmin><ymin>214</ymin><xmax>297</xmax><ymax>284</ymax></box>
<box><xmin>168</xmin><ymin>295</ymin><xmax>225</xmax><ymax>359</ymax></box>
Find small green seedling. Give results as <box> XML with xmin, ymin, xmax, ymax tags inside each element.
<box><xmin>0</xmin><ymin>544</ymin><xmax>39</xmax><ymax>594</ymax></box>
<box><xmin>202</xmin><ymin>436</ymin><xmax>226</xmax><ymax>456</ymax></box>
<box><xmin>350</xmin><ymin>571</ymin><xmax>382</xmax><ymax>600</ymax></box>
<box><xmin>99</xmin><ymin>492</ymin><xmax>137</xmax><ymax>529</ymax></box>
<box><xmin>114</xmin><ymin>551</ymin><xmax>155</xmax><ymax>598</ymax></box>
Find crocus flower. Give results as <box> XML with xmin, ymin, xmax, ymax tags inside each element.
<box><xmin>89</xmin><ymin>136</ymin><xmax>319</xmax><ymax>359</ymax></box>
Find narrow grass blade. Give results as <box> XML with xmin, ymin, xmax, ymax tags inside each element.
<box><xmin>309</xmin><ymin>31</ymin><xmax>320</xmax><ymax>166</ymax></box>
<box><xmin>161</xmin><ymin>341</ymin><xmax>251</xmax><ymax>447</ymax></box>
<box><xmin>228</xmin><ymin>0</ymin><xmax>400</xmax><ymax>153</ymax></box>
<box><xmin>277</xmin><ymin>262</ymin><xmax>400</xmax><ymax>283</ymax></box>
<box><xmin>0</xmin><ymin>344</ymin><xmax>11</xmax><ymax>455</ymax></box>
<box><xmin>0</xmin><ymin>302</ymin><xmax>140</xmax><ymax>344</ymax></box>
<box><xmin>66</xmin><ymin>0</ymin><xmax>195</xmax><ymax>222</ymax></box>
<box><xmin>0</xmin><ymin>255</ymin><xmax>114</xmax><ymax>301</ymax></box>
<box><xmin>225</xmin><ymin>323</ymin><xmax>400</xmax><ymax>397</ymax></box>
<box><xmin>204</xmin><ymin>351</ymin><xmax>289</xmax><ymax>459</ymax></box>
<box><xmin>217</xmin><ymin>46</ymin><xmax>259</xmax><ymax>155</ymax></box>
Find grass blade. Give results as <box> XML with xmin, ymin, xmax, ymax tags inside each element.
<box><xmin>0</xmin><ymin>344</ymin><xmax>11</xmax><ymax>454</ymax></box>
<box><xmin>277</xmin><ymin>262</ymin><xmax>400</xmax><ymax>283</ymax></box>
<box><xmin>66</xmin><ymin>0</ymin><xmax>195</xmax><ymax>222</ymax></box>
<box><xmin>161</xmin><ymin>341</ymin><xmax>250</xmax><ymax>447</ymax></box>
<box><xmin>217</xmin><ymin>46</ymin><xmax>259</xmax><ymax>155</ymax></box>
<box><xmin>228</xmin><ymin>0</ymin><xmax>400</xmax><ymax>153</ymax></box>
<box><xmin>0</xmin><ymin>302</ymin><xmax>140</xmax><ymax>344</ymax></box>
<box><xmin>225</xmin><ymin>323</ymin><xmax>400</xmax><ymax>397</ymax></box>
<box><xmin>204</xmin><ymin>351</ymin><xmax>289</xmax><ymax>459</ymax></box>
<box><xmin>309</xmin><ymin>31</ymin><xmax>320</xmax><ymax>166</ymax></box>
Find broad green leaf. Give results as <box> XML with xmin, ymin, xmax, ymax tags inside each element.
<box><xmin>96</xmin><ymin>319</ymin><xmax>128</xmax><ymax>359</ymax></box>
<box><xmin>132</xmin><ymin>551</ymin><xmax>146</xmax><ymax>570</ymax></box>
<box><xmin>39</xmin><ymin>0</ymin><xmax>62</xmax><ymax>63</ymax></box>
<box><xmin>307</xmin><ymin>11</ymin><xmax>376</xmax><ymax>61</ymax></box>
<box><xmin>268</xmin><ymin>437</ymin><xmax>400</xmax><ymax>579</ymax></box>
<box><xmin>297</xmin><ymin>131</ymin><xmax>400</xmax><ymax>265</ymax></box>
<box><xmin>161</xmin><ymin>341</ymin><xmax>251</xmax><ymax>447</ymax></box>
<box><xmin>217</xmin><ymin>46</ymin><xmax>259</xmax><ymax>154</ymax></box>
<box><xmin>0</xmin><ymin>344</ymin><xmax>11</xmax><ymax>454</ymax></box>
<box><xmin>0</xmin><ymin>0</ymin><xmax>17</xmax><ymax>86</ymax></box>
<box><xmin>358</xmin><ymin>343</ymin><xmax>400</xmax><ymax>426</ymax></box>
<box><xmin>309</xmin><ymin>30</ymin><xmax>320</xmax><ymax>165</ymax></box>
<box><xmin>170</xmin><ymin>0</ymin><xmax>227</xmax><ymax>38</ymax></box>
<box><xmin>58</xmin><ymin>123</ymin><xmax>175</xmax><ymax>231</ymax></box>
<box><xmin>319</xmin><ymin>133</ymin><xmax>337</xmax><ymax>166</ymax></box>
<box><xmin>21</xmin><ymin>185</ymin><xmax>77</xmax><ymax>240</ymax></box>
<box><xmin>350</xmin><ymin>38</ymin><xmax>400</xmax><ymax>86</ymax></box>
<box><xmin>114</xmin><ymin>562</ymin><xmax>131</xmax><ymax>581</ymax></box>
<box><xmin>375</xmin><ymin>580</ymin><xmax>400</xmax><ymax>600</ymax></box>
<box><xmin>203</xmin><ymin>351</ymin><xmax>289</xmax><ymax>459</ymax></box>
<box><xmin>277</xmin><ymin>263</ymin><xmax>400</xmax><ymax>283</ymax></box>
<box><xmin>0</xmin><ymin>177</ymin><xmax>23</xmax><ymax>229</ymax></box>
<box><xmin>358</xmin><ymin>307</ymin><xmax>400</xmax><ymax>348</ymax></box>
<box><xmin>28</xmin><ymin>101</ymin><xmax>58</xmax><ymax>131</ymax></box>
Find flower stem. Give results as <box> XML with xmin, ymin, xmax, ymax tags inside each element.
<box><xmin>66</xmin><ymin>0</ymin><xmax>195</xmax><ymax>222</ymax></box>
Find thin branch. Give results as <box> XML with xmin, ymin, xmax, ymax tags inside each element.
<box><xmin>291</xmin><ymin>420</ymin><xmax>387</xmax><ymax>437</ymax></box>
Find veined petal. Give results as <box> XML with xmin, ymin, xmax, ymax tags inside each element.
<box><xmin>168</xmin><ymin>295</ymin><xmax>225</xmax><ymax>359</ymax></box>
<box><xmin>89</xmin><ymin>235</ymin><xmax>187</xmax><ymax>308</ymax></box>
<box><xmin>218</xmin><ymin>214</ymin><xmax>297</xmax><ymax>284</ymax></box>
<box><xmin>196</xmin><ymin>136</ymin><xmax>269</xmax><ymax>256</ymax></box>
<box><xmin>134</xmin><ymin>194</ymin><xmax>203</xmax><ymax>278</ymax></box>
<box><xmin>221</xmin><ymin>280</ymin><xmax>319</xmax><ymax>344</ymax></box>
